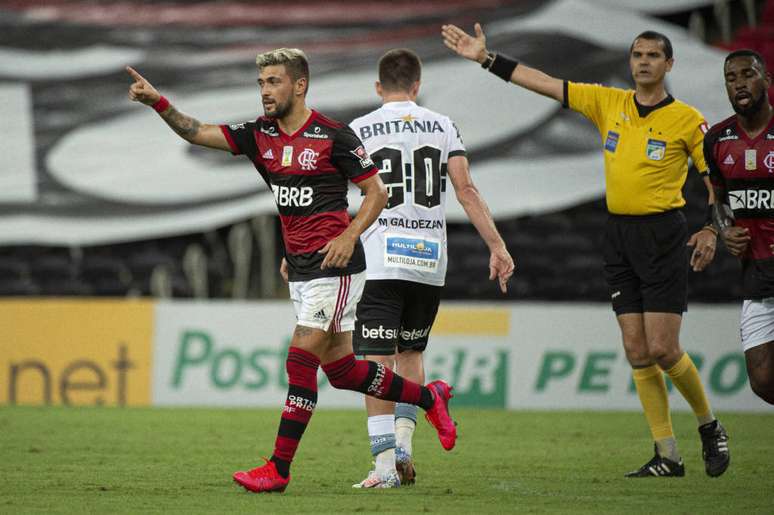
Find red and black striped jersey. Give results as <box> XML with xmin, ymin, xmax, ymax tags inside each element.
<box><xmin>220</xmin><ymin>110</ymin><xmax>379</xmax><ymax>281</ymax></box>
<box><xmin>705</xmin><ymin>114</ymin><xmax>774</xmax><ymax>299</ymax></box>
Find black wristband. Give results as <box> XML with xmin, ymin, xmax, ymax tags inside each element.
<box><xmin>480</xmin><ymin>52</ymin><xmax>495</xmax><ymax>69</ymax></box>
<box><xmin>488</xmin><ymin>53</ymin><xmax>519</xmax><ymax>81</ymax></box>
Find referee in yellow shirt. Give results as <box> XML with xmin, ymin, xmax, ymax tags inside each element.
<box><xmin>442</xmin><ymin>24</ymin><xmax>730</xmax><ymax>477</ymax></box>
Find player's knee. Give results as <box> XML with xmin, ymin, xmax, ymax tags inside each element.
<box><xmin>623</xmin><ymin>344</ymin><xmax>651</xmax><ymax>366</ymax></box>
<box><xmin>648</xmin><ymin>341</ymin><xmax>680</xmax><ymax>368</ymax></box>
<box><xmin>620</xmin><ymin>327</ymin><xmax>649</xmax><ymax>365</ymax></box>
<box><xmin>398</xmin><ymin>349</ymin><xmax>422</xmax><ymax>361</ymax></box>
<box><xmin>750</xmin><ymin>382</ymin><xmax>774</xmax><ymax>405</ymax></box>
<box><xmin>367</xmin><ymin>354</ymin><xmax>395</xmax><ymax>369</ymax></box>
<box><xmin>748</xmin><ymin>370</ymin><xmax>774</xmax><ymax>405</ymax></box>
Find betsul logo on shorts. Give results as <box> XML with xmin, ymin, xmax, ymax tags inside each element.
<box><xmin>401</xmin><ymin>327</ymin><xmax>431</xmax><ymax>341</ymax></box>
<box><xmin>359</xmin><ymin>324</ymin><xmax>431</xmax><ymax>341</ymax></box>
<box><xmin>361</xmin><ymin>324</ymin><xmax>398</xmax><ymax>341</ymax></box>
<box><xmin>272</xmin><ymin>184</ymin><xmax>313</xmax><ymax>207</ymax></box>
<box><xmin>0</xmin><ymin>300</ymin><xmax>154</xmax><ymax>406</ymax></box>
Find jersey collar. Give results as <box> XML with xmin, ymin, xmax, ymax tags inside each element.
<box><xmin>734</xmin><ymin>112</ymin><xmax>774</xmax><ymax>144</ymax></box>
<box><xmin>633</xmin><ymin>94</ymin><xmax>674</xmax><ymax>118</ymax></box>
<box><xmin>278</xmin><ymin>109</ymin><xmax>318</xmax><ymax>142</ymax></box>
<box><xmin>381</xmin><ymin>100</ymin><xmax>417</xmax><ymax>111</ymax></box>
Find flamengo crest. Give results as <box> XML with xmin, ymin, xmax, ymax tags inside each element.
<box><xmin>298</xmin><ymin>148</ymin><xmax>319</xmax><ymax>171</ymax></box>
<box><xmin>764</xmin><ymin>151</ymin><xmax>774</xmax><ymax>173</ymax></box>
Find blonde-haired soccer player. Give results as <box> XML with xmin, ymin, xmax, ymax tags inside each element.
<box><xmin>127</xmin><ymin>47</ymin><xmax>457</xmax><ymax>493</ymax></box>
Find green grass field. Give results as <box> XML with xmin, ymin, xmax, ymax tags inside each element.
<box><xmin>1</xmin><ymin>407</ymin><xmax>772</xmax><ymax>514</ymax></box>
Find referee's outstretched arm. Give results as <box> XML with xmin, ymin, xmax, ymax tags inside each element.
<box><xmin>441</xmin><ymin>23</ymin><xmax>564</xmax><ymax>103</ymax></box>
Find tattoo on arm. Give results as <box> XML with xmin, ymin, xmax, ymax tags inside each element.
<box><xmin>161</xmin><ymin>106</ymin><xmax>202</xmax><ymax>140</ymax></box>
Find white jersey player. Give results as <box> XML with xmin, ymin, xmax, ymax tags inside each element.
<box><xmin>350</xmin><ymin>48</ymin><xmax>515</xmax><ymax>489</ymax></box>
<box><xmin>353</xmin><ymin>98</ymin><xmax>464</xmax><ymax>286</ymax></box>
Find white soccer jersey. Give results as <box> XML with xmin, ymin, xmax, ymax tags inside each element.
<box><xmin>350</xmin><ymin>101</ymin><xmax>466</xmax><ymax>286</ymax></box>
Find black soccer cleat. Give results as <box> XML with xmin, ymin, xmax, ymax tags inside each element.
<box><xmin>699</xmin><ymin>420</ymin><xmax>730</xmax><ymax>477</ymax></box>
<box><xmin>625</xmin><ymin>445</ymin><xmax>685</xmax><ymax>477</ymax></box>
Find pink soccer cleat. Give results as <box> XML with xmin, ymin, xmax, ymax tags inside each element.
<box><xmin>233</xmin><ymin>458</ymin><xmax>290</xmax><ymax>493</ymax></box>
<box><xmin>424</xmin><ymin>380</ymin><xmax>457</xmax><ymax>451</ymax></box>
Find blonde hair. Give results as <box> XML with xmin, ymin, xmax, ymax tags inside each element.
<box><xmin>255</xmin><ymin>48</ymin><xmax>310</xmax><ymax>90</ymax></box>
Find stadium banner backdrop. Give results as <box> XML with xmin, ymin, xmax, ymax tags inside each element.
<box><xmin>152</xmin><ymin>301</ymin><xmax>511</xmax><ymax>409</ymax></box>
<box><xmin>0</xmin><ymin>0</ymin><xmax>729</xmax><ymax>245</ymax></box>
<box><xmin>152</xmin><ymin>301</ymin><xmax>768</xmax><ymax>412</ymax></box>
<box><xmin>2</xmin><ymin>300</ymin><xmax>767</xmax><ymax>411</ymax></box>
<box><xmin>0</xmin><ymin>299</ymin><xmax>154</xmax><ymax>406</ymax></box>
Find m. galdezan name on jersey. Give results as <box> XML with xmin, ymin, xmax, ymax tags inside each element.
<box><xmin>358</xmin><ymin>119</ymin><xmax>446</xmax><ymax>140</ymax></box>
<box><xmin>378</xmin><ymin>217</ymin><xmax>444</xmax><ymax>230</ymax></box>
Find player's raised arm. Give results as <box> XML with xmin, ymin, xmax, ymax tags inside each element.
<box><xmin>441</xmin><ymin>23</ymin><xmax>564</xmax><ymax>103</ymax></box>
<box><xmin>126</xmin><ymin>66</ymin><xmax>231</xmax><ymax>151</ymax></box>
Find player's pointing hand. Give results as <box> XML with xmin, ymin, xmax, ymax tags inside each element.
<box><xmin>126</xmin><ymin>66</ymin><xmax>161</xmax><ymax>106</ymax></box>
<box><xmin>441</xmin><ymin>23</ymin><xmax>489</xmax><ymax>64</ymax></box>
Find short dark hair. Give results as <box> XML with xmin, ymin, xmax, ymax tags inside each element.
<box><xmin>725</xmin><ymin>48</ymin><xmax>767</xmax><ymax>71</ymax></box>
<box><xmin>378</xmin><ymin>49</ymin><xmax>422</xmax><ymax>92</ymax></box>
<box><xmin>630</xmin><ymin>31</ymin><xmax>673</xmax><ymax>60</ymax></box>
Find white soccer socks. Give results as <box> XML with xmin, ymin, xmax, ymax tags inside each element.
<box><xmin>395</xmin><ymin>403</ymin><xmax>418</xmax><ymax>456</ymax></box>
<box><xmin>368</xmin><ymin>414</ymin><xmax>397</xmax><ymax>476</ymax></box>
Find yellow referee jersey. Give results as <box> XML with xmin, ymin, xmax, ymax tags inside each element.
<box><xmin>567</xmin><ymin>82</ymin><xmax>708</xmax><ymax>215</ymax></box>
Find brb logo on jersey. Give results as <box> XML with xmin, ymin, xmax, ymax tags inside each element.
<box><xmin>297</xmin><ymin>148</ymin><xmax>319</xmax><ymax>171</ymax></box>
<box><xmin>728</xmin><ymin>189</ymin><xmax>774</xmax><ymax>211</ymax></box>
<box><xmin>272</xmin><ymin>185</ymin><xmax>313</xmax><ymax>207</ymax></box>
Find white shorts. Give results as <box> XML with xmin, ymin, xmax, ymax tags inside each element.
<box><xmin>740</xmin><ymin>298</ymin><xmax>774</xmax><ymax>352</ymax></box>
<box><xmin>289</xmin><ymin>271</ymin><xmax>366</xmax><ymax>333</ymax></box>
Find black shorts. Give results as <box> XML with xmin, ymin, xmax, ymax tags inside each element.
<box><xmin>603</xmin><ymin>209</ymin><xmax>688</xmax><ymax>315</ymax></box>
<box><xmin>353</xmin><ymin>279</ymin><xmax>442</xmax><ymax>356</ymax></box>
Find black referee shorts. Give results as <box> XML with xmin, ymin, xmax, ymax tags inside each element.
<box><xmin>603</xmin><ymin>209</ymin><xmax>688</xmax><ymax>315</ymax></box>
<box><xmin>353</xmin><ymin>279</ymin><xmax>442</xmax><ymax>356</ymax></box>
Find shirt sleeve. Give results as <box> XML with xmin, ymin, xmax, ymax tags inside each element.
<box><xmin>566</xmin><ymin>82</ymin><xmax>612</xmax><ymax>130</ymax></box>
<box><xmin>447</xmin><ymin>118</ymin><xmax>466</xmax><ymax>158</ymax></box>
<box><xmin>703</xmin><ymin>130</ymin><xmax>724</xmax><ymax>190</ymax></box>
<box><xmin>219</xmin><ymin>121</ymin><xmax>258</xmax><ymax>157</ymax></box>
<box><xmin>331</xmin><ymin>125</ymin><xmax>379</xmax><ymax>183</ymax></box>
<box><xmin>690</xmin><ymin>116</ymin><xmax>710</xmax><ymax>175</ymax></box>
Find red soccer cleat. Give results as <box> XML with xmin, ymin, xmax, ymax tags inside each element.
<box><xmin>233</xmin><ymin>458</ymin><xmax>290</xmax><ymax>493</ymax></box>
<box><xmin>424</xmin><ymin>380</ymin><xmax>457</xmax><ymax>451</ymax></box>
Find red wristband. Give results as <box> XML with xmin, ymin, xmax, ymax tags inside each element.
<box><xmin>151</xmin><ymin>96</ymin><xmax>170</xmax><ymax>113</ymax></box>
